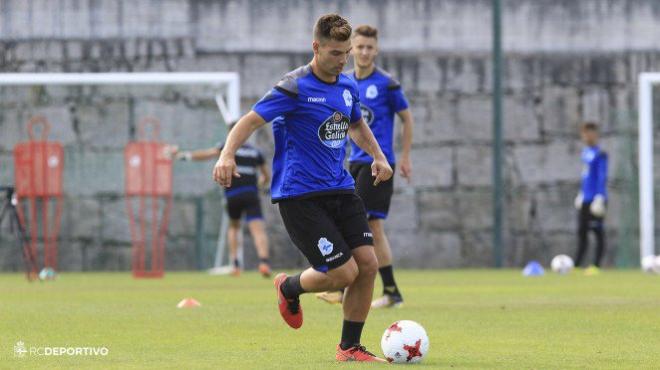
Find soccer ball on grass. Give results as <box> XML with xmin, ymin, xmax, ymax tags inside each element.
<box><xmin>550</xmin><ymin>254</ymin><xmax>574</xmax><ymax>274</ymax></box>
<box><xmin>381</xmin><ymin>320</ymin><xmax>429</xmax><ymax>364</ymax></box>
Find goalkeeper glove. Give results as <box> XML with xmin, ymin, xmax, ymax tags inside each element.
<box><xmin>176</xmin><ymin>151</ymin><xmax>192</xmax><ymax>161</ymax></box>
<box><xmin>574</xmin><ymin>192</ymin><xmax>583</xmax><ymax>210</ymax></box>
<box><xmin>590</xmin><ymin>194</ymin><xmax>606</xmax><ymax>217</ymax></box>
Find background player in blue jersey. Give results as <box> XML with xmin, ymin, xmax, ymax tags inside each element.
<box><xmin>573</xmin><ymin>122</ymin><xmax>608</xmax><ymax>275</ymax></box>
<box><xmin>169</xmin><ymin>122</ymin><xmax>272</xmax><ymax>277</ymax></box>
<box><xmin>213</xmin><ymin>14</ymin><xmax>392</xmax><ymax>362</ymax></box>
<box><xmin>317</xmin><ymin>25</ymin><xmax>415</xmax><ymax>308</ymax></box>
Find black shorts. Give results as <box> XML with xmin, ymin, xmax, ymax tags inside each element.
<box><xmin>278</xmin><ymin>193</ymin><xmax>374</xmax><ymax>272</ymax></box>
<box><xmin>226</xmin><ymin>191</ymin><xmax>263</xmax><ymax>221</ymax></box>
<box><xmin>349</xmin><ymin>162</ymin><xmax>394</xmax><ymax>220</ymax></box>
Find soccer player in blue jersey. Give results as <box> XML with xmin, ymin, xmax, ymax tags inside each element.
<box><xmin>573</xmin><ymin>122</ymin><xmax>608</xmax><ymax>275</ymax></box>
<box><xmin>170</xmin><ymin>122</ymin><xmax>272</xmax><ymax>277</ymax></box>
<box><xmin>213</xmin><ymin>14</ymin><xmax>392</xmax><ymax>362</ymax></box>
<box><xmin>317</xmin><ymin>25</ymin><xmax>414</xmax><ymax>308</ymax></box>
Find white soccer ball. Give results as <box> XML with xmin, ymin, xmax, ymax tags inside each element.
<box><xmin>653</xmin><ymin>256</ymin><xmax>660</xmax><ymax>274</ymax></box>
<box><xmin>551</xmin><ymin>254</ymin><xmax>574</xmax><ymax>274</ymax></box>
<box><xmin>381</xmin><ymin>320</ymin><xmax>429</xmax><ymax>364</ymax></box>
<box><xmin>641</xmin><ymin>255</ymin><xmax>656</xmax><ymax>273</ymax></box>
<box><xmin>38</xmin><ymin>267</ymin><xmax>56</xmax><ymax>281</ymax></box>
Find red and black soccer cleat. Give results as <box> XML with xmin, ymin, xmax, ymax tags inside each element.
<box><xmin>273</xmin><ymin>273</ymin><xmax>303</xmax><ymax>329</ymax></box>
<box><xmin>335</xmin><ymin>344</ymin><xmax>387</xmax><ymax>362</ymax></box>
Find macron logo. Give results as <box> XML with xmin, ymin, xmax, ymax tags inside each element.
<box><xmin>308</xmin><ymin>97</ymin><xmax>326</xmax><ymax>103</ymax></box>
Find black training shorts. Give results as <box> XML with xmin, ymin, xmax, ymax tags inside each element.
<box><xmin>226</xmin><ymin>191</ymin><xmax>263</xmax><ymax>221</ymax></box>
<box><xmin>349</xmin><ymin>162</ymin><xmax>395</xmax><ymax>220</ymax></box>
<box><xmin>278</xmin><ymin>193</ymin><xmax>374</xmax><ymax>272</ymax></box>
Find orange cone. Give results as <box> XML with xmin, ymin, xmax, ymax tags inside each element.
<box><xmin>177</xmin><ymin>298</ymin><xmax>201</xmax><ymax>308</ymax></box>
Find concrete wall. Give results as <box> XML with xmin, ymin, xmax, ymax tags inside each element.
<box><xmin>1</xmin><ymin>0</ymin><xmax>658</xmax><ymax>271</ymax></box>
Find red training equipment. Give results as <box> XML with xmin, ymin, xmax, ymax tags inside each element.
<box><xmin>124</xmin><ymin>117</ymin><xmax>173</xmax><ymax>278</ymax></box>
<box><xmin>13</xmin><ymin>116</ymin><xmax>64</xmax><ymax>276</ymax></box>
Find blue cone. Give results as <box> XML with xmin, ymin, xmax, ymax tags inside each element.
<box><xmin>522</xmin><ymin>260</ymin><xmax>545</xmax><ymax>276</ymax></box>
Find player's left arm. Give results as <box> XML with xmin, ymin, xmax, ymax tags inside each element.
<box><xmin>254</xmin><ymin>148</ymin><xmax>269</xmax><ymax>189</ymax></box>
<box><xmin>396</xmin><ymin>109</ymin><xmax>414</xmax><ymax>183</ymax></box>
<box><xmin>258</xmin><ymin>164</ymin><xmax>270</xmax><ymax>189</ymax></box>
<box><xmin>596</xmin><ymin>153</ymin><xmax>608</xmax><ymax>197</ymax></box>
<box><xmin>175</xmin><ymin>147</ymin><xmax>221</xmax><ymax>161</ymax></box>
<box><xmin>389</xmin><ymin>77</ymin><xmax>413</xmax><ymax>183</ymax></box>
<box><xmin>590</xmin><ymin>152</ymin><xmax>608</xmax><ymax>217</ymax></box>
<box><xmin>348</xmin><ymin>118</ymin><xmax>393</xmax><ymax>186</ymax></box>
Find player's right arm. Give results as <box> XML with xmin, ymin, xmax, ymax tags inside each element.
<box><xmin>213</xmin><ymin>111</ymin><xmax>266</xmax><ymax>188</ymax></box>
<box><xmin>214</xmin><ymin>71</ymin><xmax>298</xmax><ymax>187</ymax></box>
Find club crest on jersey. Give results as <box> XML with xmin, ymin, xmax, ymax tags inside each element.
<box><xmin>318</xmin><ymin>111</ymin><xmax>350</xmax><ymax>148</ymax></box>
<box><xmin>366</xmin><ymin>84</ymin><xmax>378</xmax><ymax>99</ymax></box>
<box><xmin>360</xmin><ymin>103</ymin><xmax>375</xmax><ymax>125</ymax></box>
<box><xmin>318</xmin><ymin>237</ymin><xmax>334</xmax><ymax>256</ymax></box>
<box><xmin>342</xmin><ymin>89</ymin><xmax>353</xmax><ymax>107</ymax></box>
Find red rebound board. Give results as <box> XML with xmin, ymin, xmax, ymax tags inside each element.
<box><xmin>125</xmin><ymin>117</ymin><xmax>173</xmax><ymax>278</ymax></box>
<box><xmin>12</xmin><ymin>116</ymin><xmax>64</xmax><ymax>274</ymax></box>
<box><xmin>14</xmin><ymin>117</ymin><xmax>64</xmax><ymax>197</ymax></box>
<box><xmin>124</xmin><ymin>142</ymin><xmax>173</xmax><ymax>196</ymax></box>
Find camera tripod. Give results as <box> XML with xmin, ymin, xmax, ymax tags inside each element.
<box><xmin>0</xmin><ymin>186</ymin><xmax>38</xmax><ymax>281</ymax></box>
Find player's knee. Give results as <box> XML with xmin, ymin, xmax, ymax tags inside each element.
<box><xmin>356</xmin><ymin>253</ymin><xmax>379</xmax><ymax>277</ymax></box>
<box><xmin>332</xmin><ymin>264</ymin><xmax>359</xmax><ymax>289</ymax></box>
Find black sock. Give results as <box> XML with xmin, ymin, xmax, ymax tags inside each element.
<box><xmin>233</xmin><ymin>258</ymin><xmax>240</xmax><ymax>268</ymax></box>
<box><xmin>280</xmin><ymin>273</ymin><xmax>304</xmax><ymax>299</ymax></box>
<box><xmin>340</xmin><ymin>320</ymin><xmax>365</xmax><ymax>350</ymax></box>
<box><xmin>379</xmin><ymin>265</ymin><xmax>400</xmax><ymax>296</ymax></box>
<box><xmin>259</xmin><ymin>257</ymin><xmax>270</xmax><ymax>265</ymax></box>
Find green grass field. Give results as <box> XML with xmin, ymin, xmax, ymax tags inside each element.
<box><xmin>1</xmin><ymin>269</ymin><xmax>660</xmax><ymax>369</ymax></box>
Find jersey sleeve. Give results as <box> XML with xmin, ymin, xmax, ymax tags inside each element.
<box><xmin>596</xmin><ymin>152</ymin><xmax>608</xmax><ymax>197</ymax></box>
<box><xmin>388</xmin><ymin>77</ymin><xmax>409</xmax><ymax>113</ymax></box>
<box><xmin>350</xmin><ymin>87</ymin><xmax>362</xmax><ymax>124</ymax></box>
<box><xmin>252</xmin><ymin>76</ymin><xmax>299</xmax><ymax>122</ymax></box>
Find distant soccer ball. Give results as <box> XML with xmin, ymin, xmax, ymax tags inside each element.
<box><xmin>653</xmin><ymin>256</ymin><xmax>660</xmax><ymax>274</ymax></box>
<box><xmin>551</xmin><ymin>254</ymin><xmax>574</xmax><ymax>274</ymax></box>
<box><xmin>38</xmin><ymin>267</ymin><xmax>56</xmax><ymax>281</ymax></box>
<box><xmin>381</xmin><ymin>320</ymin><xmax>429</xmax><ymax>364</ymax></box>
<box><xmin>641</xmin><ymin>255</ymin><xmax>656</xmax><ymax>273</ymax></box>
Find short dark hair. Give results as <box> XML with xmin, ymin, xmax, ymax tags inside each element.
<box><xmin>353</xmin><ymin>25</ymin><xmax>378</xmax><ymax>40</ymax></box>
<box><xmin>581</xmin><ymin>121</ymin><xmax>599</xmax><ymax>132</ymax></box>
<box><xmin>314</xmin><ymin>13</ymin><xmax>352</xmax><ymax>42</ymax></box>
